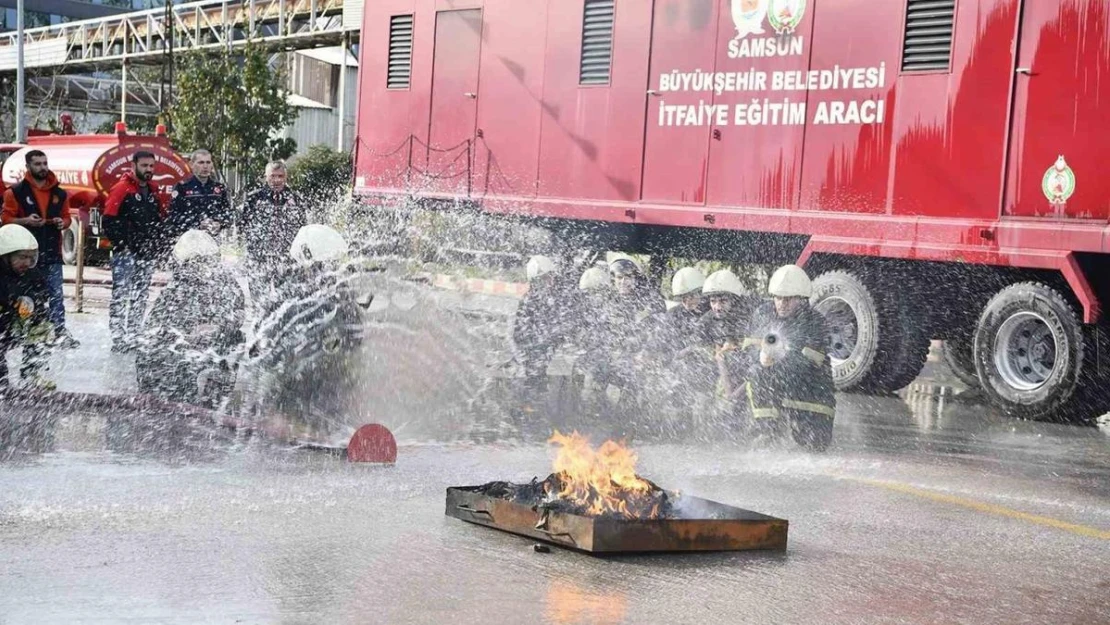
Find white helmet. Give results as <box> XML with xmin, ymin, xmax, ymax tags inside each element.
<box><xmin>526</xmin><ymin>255</ymin><xmax>556</xmax><ymax>281</ymax></box>
<box><xmin>768</xmin><ymin>264</ymin><xmax>812</xmax><ymax>298</ymax></box>
<box><xmin>703</xmin><ymin>269</ymin><xmax>749</xmax><ymax>299</ymax></box>
<box><xmin>578</xmin><ymin>266</ymin><xmax>611</xmax><ymax>292</ymax></box>
<box><xmin>608</xmin><ymin>253</ymin><xmax>642</xmax><ymax>277</ymax></box>
<box><xmin>290</xmin><ymin>224</ymin><xmax>349</xmax><ymax>265</ymax></box>
<box><xmin>671</xmin><ymin>267</ymin><xmax>706</xmax><ymax>298</ymax></box>
<box><xmin>0</xmin><ymin>224</ymin><xmax>38</xmax><ymax>257</ymax></box>
<box><xmin>173</xmin><ymin>229</ymin><xmax>220</xmax><ymax>263</ymax></box>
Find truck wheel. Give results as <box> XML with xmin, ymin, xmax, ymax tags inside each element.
<box><xmin>811</xmin><ymin>270</ymin><xmax>930</xmax><ymax>393</ymax></box>
<box><xmin>62</xmin><ymin>221</ymin><xmax>79</xmax><ymax>266</ymax></box>
<box><xmin>942</xmin><ymin>334</ymin><xmax>979</xmax><ymax>388</ymax></box>
<box><xmin>973</xmin><ymin>282</ymin><xmax>1084</xmax><ymax>420</ymax></box>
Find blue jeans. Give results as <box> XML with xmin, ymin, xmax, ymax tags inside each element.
<box><xmin>44</xmin><ymin>263</ymin><xmax>66</xmax><ymax>332</ymax></box>
<box><xmin>109</xmin><ymin>252</ymin><xmax>155</xmax><ymax>345</ymax></box>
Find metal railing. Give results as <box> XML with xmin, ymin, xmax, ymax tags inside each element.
<box><xmin>0</xmin><ymin>0</ymin><xmax>355</xmax><ymax>72</ymax></box>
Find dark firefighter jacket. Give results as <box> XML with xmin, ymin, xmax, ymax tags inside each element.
<box><xmin>168</xmin><ymin>176</ymin><xmax>233</xmax><ymax>239</ymax></box>
<box><xmin>744</xmin><ymin>301</ymin><xmax>836</xmax><ymax>420</ymax></box>
<box><xmin>602</xmin><ymin>285</ymin><xmax>667</xmax><ymax>356</ymax></box>
<box><xmin>691</xmin><ymin>298</ymin><xmax>759</xmax><ymax>395</ymax></box>
<box><xmin>140</xmin><ymin>261</ymin><xmax>246</xmax><ymax>351</ymax></box>
<box><xmin>239</xmin><ymin>186</ymin><xmax>306</xmax><ymax>264</ymax></box>
<box><xmin>512</xmin><ymin>270</ymin><xmax>580</xmax><ymax>371</ymax></box>
<box><xmin>103</xmin><ymin>172</ymin><xmax>169</xmax><ymax>261</ymax></box>
<box><xmin>0</xmin><ymin>262</ymin><xmax>51</xmax><ymax>345</ymax></box>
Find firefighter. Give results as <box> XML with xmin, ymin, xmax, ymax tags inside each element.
<box><xmin>568</xmin><ymin>264</ymin><xmax>612</xmax><ymax>405</ymax></box>
<box><xmin>1</xmin><ymin>150</ymin><xmax>79</xmax><ymax>349</ymax></box>
<box><xmin>694</xmin><ymin>269</ymin><xmax>759</xmax><ymax>400</ymax></box>
<box><xmin>239</xmin><ymin>160</ymin><xmax>307</xmax><ymax>274</ymax></box>
<box><xmin>167</xmin><ymin>149</ymin><xmax>233</xmax><ymax>241</ymax></box>
<box><xmin>103</xmin><ymin>150</ymin><xmax>169</xmax><ymax>352</ymax></box>
<box><xmin>646</xmin><ymin>267</ymin><xmax>714</xmax><ymax>410</ymax></box>
<box><xmin>0</xmin><ymin>224</ymin><xmax>56</xmax><ymax>390</ymax></box>
<box><xmin>744</xmin><ymin>264</ymin><xmax>836</xmax><ymax>451</ymax></box>
<box><xmin>239</xmin><ymin>224</ymin><xmax>362</xmax><ymax>437</ymax></box>
<box><xmin>512</xmin><ymin>255</ymin><xmax>562</xmax><ymax>382</ymax></box>
<box><xmin>606</xmin><ymin>255</ymin><xmax>667</xmax><ymax>328</ymax></box>
<box><xmin>581</xmin><ymin>255</ymin><xmax>665</xmax><ymax>426</ymax></box>
<box><xmin>664</xmin><ymin>267</ymin><xmax>709</xmax><ymax>351</ymax></box>
<box><xmin>135</xmin><ymin>229</ymin><xmax>246</xmax><ymax>406</ymax></box>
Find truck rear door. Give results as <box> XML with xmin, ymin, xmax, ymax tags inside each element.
<box><xmin>1003</xmin><ymin>1</ymin><xmax>1110</xmax><ymax>221</ymax></box>
<box><xmin>640</xmin><ymin>0</ymin><xmax>722</xmax><ymax>205</ymax></box>
<box><xmin>426</xmin><ymin>9</ymin><xmax>483</xmax><ymax>196</ymax></box>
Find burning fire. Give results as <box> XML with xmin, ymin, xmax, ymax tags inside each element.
<box><xmin>545</xmin><ymin>431</ymin><xmax>665</xmax><ymax>520</ymax></box>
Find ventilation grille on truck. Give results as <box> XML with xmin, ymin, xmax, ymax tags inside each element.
<box><xmin>579</xmin><ymin>0</ymin><xmax>615</xmax><ymax>85</ymax></box>
<box><xmin>387</xmin><ymin>14</ymin><xmax>414</xmax><ymax>89</ymax></box>
<box><xmin>901</xmin><ymin>0</ymin><xmax>956</xmax><ymax>72</ymax></box>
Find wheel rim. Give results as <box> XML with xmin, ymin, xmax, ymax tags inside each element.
<box><xmin>815</xmin><ymin>296</ymin><xmax>858</xmax><ymax>364</ymax></box>
<box><xmin>993</xmin><ymin>311</ymin><xmax>1058</xmax><ymax>391</ymax></box>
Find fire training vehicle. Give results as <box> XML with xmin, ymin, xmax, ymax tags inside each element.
<box><xmin>351</xmin><ymin>0</ymin><xmax>1110</xmax><ymax>421</ymax></box>
<box><xmin>1</xmin><ymin>122</ymin><xmax>191</xmax><ymax>265</ymax></box>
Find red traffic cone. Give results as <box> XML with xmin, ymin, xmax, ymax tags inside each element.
<box><xmin>347</xmin><ymin>424</ymin><xmax>397</xmax><ymax>464</ymax></box>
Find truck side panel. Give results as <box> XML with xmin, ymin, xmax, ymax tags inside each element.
<box><xmin>703</xmin><ymin>0</ymin><xmax>814</xmax><ymax>211</ymax></box>
<box><xmin>890</xmin><ymin>0</ymin><xmax>1018</xmax><ymax>221</ymax></box>
<box><xmin>640</xmin><ymin>0</ymin><xmax>719</xmax><ymax>205</ymax></box>
<box><xmin>471</xmin><ymin>0</ymin><xmax>549</xmax><ymax>202</ymax></box>
<box><xmin>797</xmin><ymin>0</ymin><xmax>902</xmax><ymax>216</ymax></box>
<box><xmin>1004</xmin><ymin>0</ymin><xmax>1110</xmax><ymax>221</ymax></box>
<box><xmin>356</xmin><ymin>0</ymin><xmax>425</xmax><ymax>192</ymax></box>
<box><xmin>536</xmin><ymin>0</ymin><xmax>652</xmax><ymax>203</ymax></box>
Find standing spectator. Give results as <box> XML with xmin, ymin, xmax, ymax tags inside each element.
<box><xmin>103</xmin><ymin>151</ymin><xmax>168</xmax><ymax>352</ymax></box>
<box><xmin>239</xmin><ymin>160</ymin><xmax>306</xmax><ymax>272</ymax></box>
<box><xmin>167</xmin><ymin>149</ymin><xmax>232</xmax><ymax>240</ymax></box>
<box><xmin>1</xmin><ymin>150</ymin><xmax>79</xmax><ymax>349</ymax></box>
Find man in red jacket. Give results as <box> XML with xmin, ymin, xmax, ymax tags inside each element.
<box><xmin>102</xmin><ymin>150</ymin><xmax>168</xmax><ymax>352</ymax></box>
<box><xmin>0</xmin><ymin>149</ymin><xmax>79</xmax><ymax>349</ymax></box>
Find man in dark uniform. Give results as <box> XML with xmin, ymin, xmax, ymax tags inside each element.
<box><xmin>167</xmin><ymin>149</ymin><xmax>232</xmax><ymax>240</ymax></box>
<box><xmin>745</xmin><ymin>264</ymin><xmax>837</xmax><ymax>451</ymax></box>
<box><xmin>103</xmin><ymin>150</ymin><xmax>169</xmax><ymax>352</ymax></box>
<box><xmin>239</xmin><ymin>160</ymin><xmax>306</xmax><ymax>274</ymax></box>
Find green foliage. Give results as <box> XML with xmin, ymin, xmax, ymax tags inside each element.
<box><xmin>288</xmin><ymin>145</ymin><xmax>351</xmax><ymax>194</ymax></box>
<box><xmin>169</xmin><ymin>43</ymin><xmax>298</xmax><ymax>187</ymax></box>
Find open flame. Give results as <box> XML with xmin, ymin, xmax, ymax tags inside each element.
<box><xmin>545</xmin><ymin>430</ymin><xmax>666</xmax><ymax>520</ymax></box>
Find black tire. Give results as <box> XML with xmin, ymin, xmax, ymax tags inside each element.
<box><xmin>973</xmin><ymin>282</ymin><xmax>1084</xmax><ymax>421</ymax></box>
<box><xmin>942</xmin><ymin>334</ymin><xmax>980</xmax><ymax>388</ymax></box>
<box><xmin>62</xmin><ymin>221</ymin><xmax>79</xmax><ymax>266</ymax></box>
<box><xmin>811</xmin><ymin>270</ymin><xmax>931</xmax><ymax>393</ymax></box>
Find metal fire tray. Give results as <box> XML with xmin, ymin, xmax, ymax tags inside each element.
<box><xmin>445</xmin><ymin>485</ymin><xmax>788</xmax><ymax>554</ymax></box>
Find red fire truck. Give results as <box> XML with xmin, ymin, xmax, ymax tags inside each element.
<box><xmin>351</xmin><ymin>0</ymin><xmax>1110</xmax><ymax>421</ymax></box>
<box><xmin>1</xmin><ymin>122</ymin><xmax>191</xmax><ymax>265</ymax></box>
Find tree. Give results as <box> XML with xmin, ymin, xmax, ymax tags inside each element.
<box><xmin>288</xmin><ymin>145</ymin><xmax>351</xmax><ymax>196</ymax></box>
<box><xmin>169</xmin><ymin>43</ymin><xmax>298</xmax><ymax>192</ymax></box>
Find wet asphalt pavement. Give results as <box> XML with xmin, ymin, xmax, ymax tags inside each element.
<box><xmin>2</xmin><ymin>283</ymin><xmax>1109</xmax><ymax>625</ymax></box>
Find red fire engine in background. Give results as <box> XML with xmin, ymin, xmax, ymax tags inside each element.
<box><xmin>352</xmin><ymin>0</ymin><xmax>1110</xmax><ymax>421</ymax></box>
<box><xmin>1</xmin><ymin>121</ymin><xmax>191</xmax><ymax>265</ymax></box>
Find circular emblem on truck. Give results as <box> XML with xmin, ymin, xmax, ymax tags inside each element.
<box><xmin>1042</xmin><ymin>155</ymin><xmax>1076</xmax><ymax>206</ymax></box>
<box><xmin>767</xmin><ymin>0</ymin><xmax>806</xmax><ymax>34</ymax></box>
<box><xmin>731</xmin><ymin>0</ymin><xmax>768</xmax><ymax>40</ymax></box>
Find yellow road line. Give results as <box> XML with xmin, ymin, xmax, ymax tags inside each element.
<box><xmin>844</xmin><ymin>476</ymin><xmax>1110</xmax><ymax>541</ymax></box>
